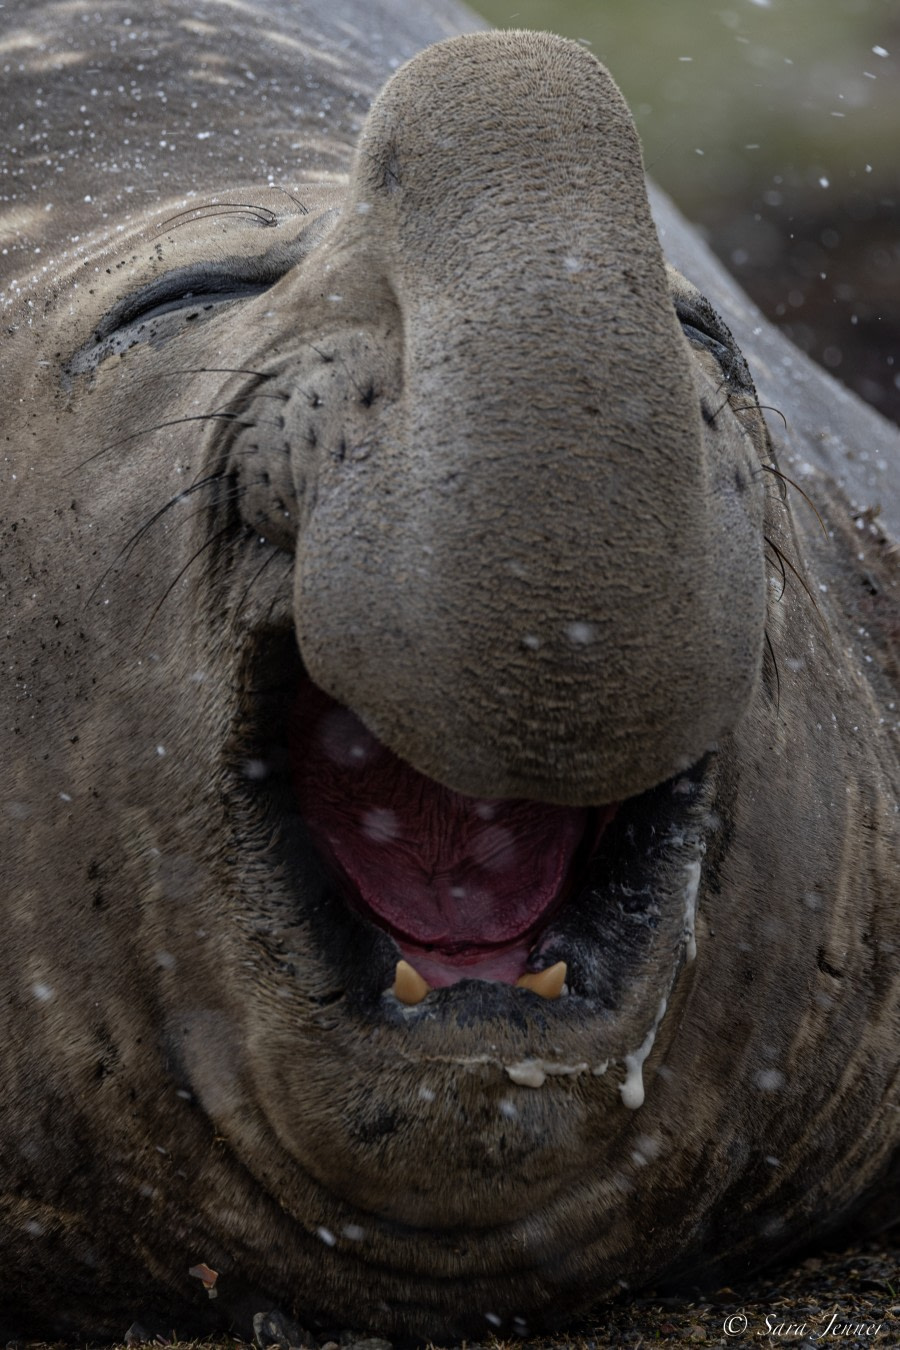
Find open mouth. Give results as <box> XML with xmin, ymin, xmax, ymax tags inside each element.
<box><xmin>289</xmin><ymin>673</ymin><xmax>620</xmax><ymax>995</ymax></box>
<box><xmin>232</xmin><ymin>628</ymin><xmax>710</xmax><ymax>1043</ymax></box>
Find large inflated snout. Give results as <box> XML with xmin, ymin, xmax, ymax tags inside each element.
<box><xmin>294</xmin><ymin>31</ymin><xmax>766</xmax><ymax>804</ymax></box>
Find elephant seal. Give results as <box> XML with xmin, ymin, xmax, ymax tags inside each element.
<box><xmin>1</xmin><ymin>0</ymin><xmax>897</xmax><ymax>1340</ymax></box>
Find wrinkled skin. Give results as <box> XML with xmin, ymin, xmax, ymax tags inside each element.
<box><xmin>1</xmin><ymin>0</ymin><xmax>898</xmax><ymax>1341</ymax></box>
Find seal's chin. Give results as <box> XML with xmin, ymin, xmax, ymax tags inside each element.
<box><xmin>232</xmin><ymin>627</ymin><xmax>709</xmax><ymax>1030</ymax></box>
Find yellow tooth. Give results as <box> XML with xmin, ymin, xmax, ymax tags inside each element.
<box><xmin>516</xmin><ymin>961</ymin><xmax>567</xmax><ymax>1000</ymax></box>
<box><xmin>392</xmin><ymin>959</ymin><xmax>431</xmax><ymax>1005</ymax></box>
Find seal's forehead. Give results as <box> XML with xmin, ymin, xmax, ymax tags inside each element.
<box><xmin>0</xmin><ymin>0</ymin><xmax>484</xmax><ymax>279</ymax></box>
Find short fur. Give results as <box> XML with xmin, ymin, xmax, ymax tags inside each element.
<box><xmin>0</xmin><ymin>0</ymin><xmax>897</xmax><ymax>1340</ymax></box>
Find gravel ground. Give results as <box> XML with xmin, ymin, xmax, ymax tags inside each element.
<box><xmin>10</xmin><ymin>1233</ymin><xmax>897</xmax><ymax>1350</ymax></box>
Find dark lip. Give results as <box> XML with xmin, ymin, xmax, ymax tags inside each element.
<box><xmin>225</xmin><ymin>622</ymin><xmax>711</xmax><ymax>1022</ymax></box>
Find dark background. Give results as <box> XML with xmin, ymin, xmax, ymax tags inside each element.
<box><xmin>472</xmin><ymin>0</ymin><xmax>900</xmax><ymax>426</ymax></box>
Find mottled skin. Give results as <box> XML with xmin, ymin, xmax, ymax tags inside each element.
<box><xmin>1</xmin><ymin>0</ymin><xmax>898</xmax><ymax>1341</ymax></box>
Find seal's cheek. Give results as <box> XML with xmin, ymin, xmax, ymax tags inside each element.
<box><xmin>219</xmin><ymin>300</ymin><xmax>404</xmax><ymax>555</ymax></box>
<box><xmin>691</xmin><ymin>349</ymin><xmax>769</xmax><ymax>659</ymax></box>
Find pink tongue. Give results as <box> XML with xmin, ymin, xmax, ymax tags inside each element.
<box><xmin>289</xmin><ymin>680</ymin><xmax>588</xmax><ymax>949</ymax></box>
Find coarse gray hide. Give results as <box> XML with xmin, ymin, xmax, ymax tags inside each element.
<box><xmin>0</xmin><ymin>0</ymin><xmax>897</xmax><ymax>1341</ymax></box>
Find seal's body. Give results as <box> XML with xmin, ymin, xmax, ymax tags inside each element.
<box><xmin>1</xmin><ymin>0</ymin><xmax>897</xmax><ymax>1339</ymax></box>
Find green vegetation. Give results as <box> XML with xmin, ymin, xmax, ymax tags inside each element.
<box><xmin>470</xmin><ymin>0</ymin><xmax>898</xmax><ymax>222</ymax></box>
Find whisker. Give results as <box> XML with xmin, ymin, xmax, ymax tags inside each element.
<box><xmin>730</xmin><ymin>401</ymin><xmax>788</xmax><ymax>426</ymax></box>
<box><xmin>88</xmin><ymin>472</ymin><xmax>227</xmax><ymax>603</ymax></box>
<box><xmin>764</xmin><ymin>629</ymin><xmax>781</xmax><ymax>716</ymax></box>
<box><xmin>264</xmin><ymin>553</ymin><xmax>295</xmax><ymax>625</ymax></box>
<box><xmin>756</xmin><ymin>404</ymin><xmax>788</xmax><ymax>429</ymax></box>
<box><xmin>765</xmin><ymin>545</ymin><xmax>787</xmax><ymax>601</ymax></box>
<box><xmin>91</xmin><ymin>458</ymin><xmax>282</xmax><ymax>604</ymax></box>
<box><xmin>157</xmin><ymin>366</ymin><xmax>272</xmax><ymax>378</ymax></box>
<box><xmin>141</xmin><ymin>523</ymin><xmax>235</xmax><ymax>635</ymax></box>
<box><xmin>156</xmin><ymin>203</ymin><xmax>279</xmax><ymax>233</ymax></box>
<box><xmin>271</xmin><ymin>185</ymin><xmax>310</xmax><ymax>215</ymax></box>
<box><xmin>707</xmin><ymin>394</ymin><xmax>731</xmax><ymax>422</ymax></box>
<box><xmin>68</xmin><ymin>404</ymin><xmax>291</xmax><ymax>474</ymax></box>
<box><xmin>304</xmin><ymin>337</ymin><xmax>368</xmax><ymax>401</ymax></box>
<box><xmin>761</xmin><ymin>464</ymin><xmax>789</xmax><ymax>506</ymax></box>
<box><xmin>232</xmin><ymin>545</ymin><xmax>289</xmax><ymax>626</ymax></box>
<box><xmin>66</xmin><ymin>412</ymin><xmax>244</xmax><ymax>474</ymax></box>
<box><xmin>764</xmin><ymin>533</ymin><xmax>826</xmax><ymax>627</ymax></box>
<box><xmin>761</xmin><ymin>464</ymin><xmax>827</xmax><ymax>535</ymax></box>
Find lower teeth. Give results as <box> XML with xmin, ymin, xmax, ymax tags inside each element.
<box><xmin>389</xmin><ymin>958</ymin><xmax>568</xmax><ymax>1005</ymax></box>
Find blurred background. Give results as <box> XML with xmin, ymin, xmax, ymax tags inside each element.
<box><xmin>471</xmin><ymin>0</ymin><xmax>900</xmax><ymax>425</ymax></box>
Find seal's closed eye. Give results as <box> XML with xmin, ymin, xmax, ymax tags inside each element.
<box><xmin>65</xmin><ymin>260</ymin><xmax>283</xmax><ymax>375</ymax></box>
<box><xmin>680</xmin><ymin>320</ymin><xmax>733</xmax><ymax>370</ymax></box>
<box><xmin>671</xmin><ymin>282</ymin><xmax>757</xmax><ymax>395</ymax></box>
<box><xmin>100</xmin><ymin>274</ymin><xmax>268</xmax><ymax>331</ymax></box>
<box><xmin>65</xmin><ymin>208</ymin><xmax>344</xmax><ymax>378</ymax></box>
